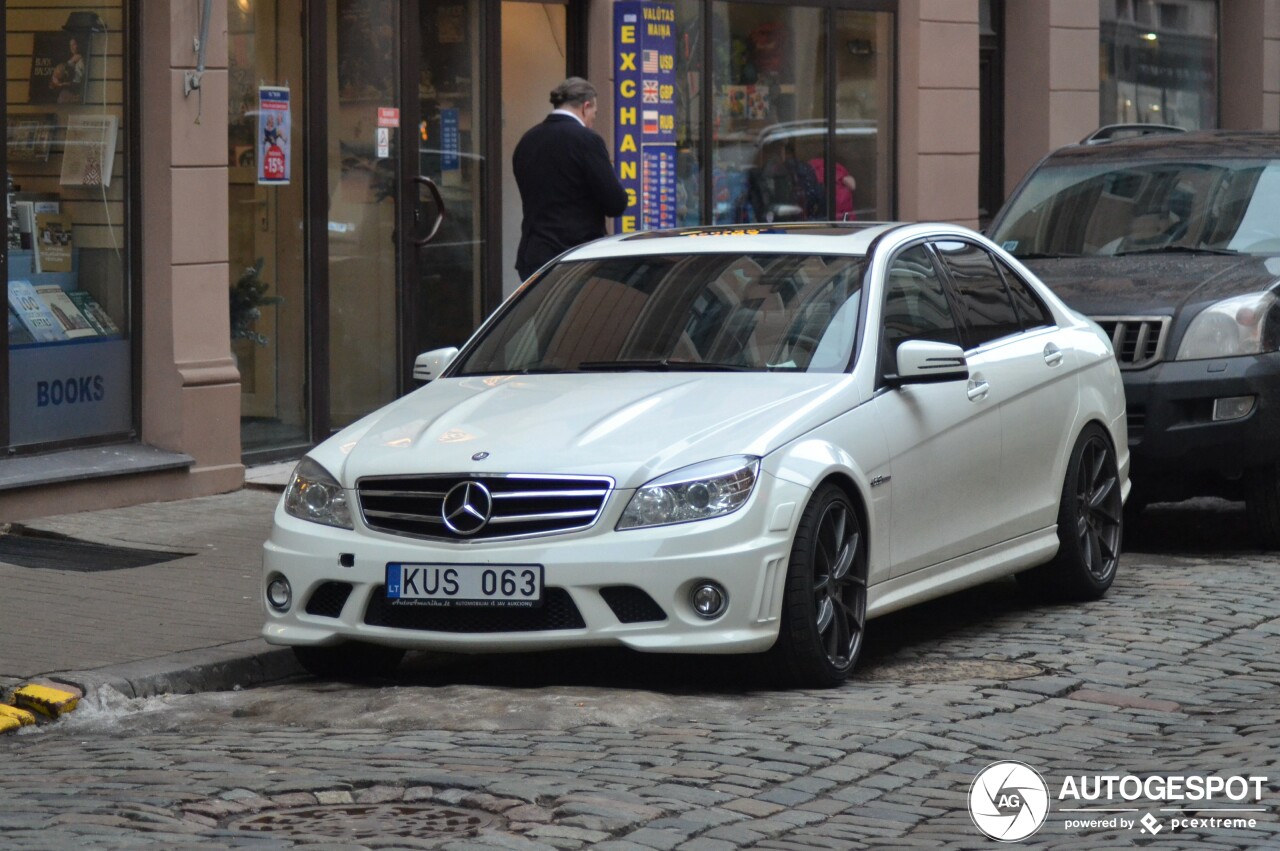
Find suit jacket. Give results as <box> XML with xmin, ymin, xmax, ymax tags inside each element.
<box><xmin>513</xmin><ymin>114</ymin><xmax>629</xmax><ymax>279</ymax></box>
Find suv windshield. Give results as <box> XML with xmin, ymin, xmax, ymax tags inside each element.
<box><xmin>454</xmin><ymin>253</ymin><xmax>865</xmax><ymax>375</ymax></box>
<box><xmin>991</xmin><ymin>158</ymin><xmax>1280</xmax><ymax>258</ymax></box>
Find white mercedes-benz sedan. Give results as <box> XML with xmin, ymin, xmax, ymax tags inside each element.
<box><xmin>262</xmin><ymin>222</ymin><xmax>1129</xmax><ymax>688</ymax></box>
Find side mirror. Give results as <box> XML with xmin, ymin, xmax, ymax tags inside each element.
<box><xmin>412</xmin><ymin>347</ymin><xmax>459</xmax><ymax>384</ymax></box>
<box><xmin>886</xmin><ymin>340</ymin><xmax>968</xmax><ymax>386</ymax></box>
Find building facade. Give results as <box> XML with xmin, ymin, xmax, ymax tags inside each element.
<box><xmin>1</xmin><ymin>0</ymin><xmax>1277</xmax><ymax>521</ymax></box>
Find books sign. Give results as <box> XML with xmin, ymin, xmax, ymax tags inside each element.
<box><xmin>258</xmin><ymin>86</ymin><xmax>291</xmax><ymax>185</ymax></box>
<box><xmin>613</xmin><ymin>3</ymin><xmax>677</xmax><ymax>233</ymax></box>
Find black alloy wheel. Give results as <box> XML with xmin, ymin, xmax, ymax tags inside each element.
<box><xmin>768</xmin><ymin>484</ymin><xmax>867</xmax><ymax>688</ymax></box>
<box><xmin>1020</xmin><ymin>424</ymin><xmax>1122</xmax><ymax>600</ymax></box>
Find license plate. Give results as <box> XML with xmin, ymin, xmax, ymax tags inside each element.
<box><xmin>386</xmin><ymin>563</ymin><xmax>544</xmax><ymax>608</ymax></box>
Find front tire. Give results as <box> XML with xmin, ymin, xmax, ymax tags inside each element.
<box><xmin>767</xmin><ymin>484</ymin><xmax>867</xmax><ymax>688</ymax></box>
<box><xmin>292</xmin><ymin>642</ymin><xmax>406</xmax><ymax>681</ymax></box>
<box><xmin>1020</xmin><ymin>424</ymin><xmax>1122</xmax><ymax>600</ymax></box>
<box><xmin>1245</xmin><ymin>464</ymin><xmax>1280</xmax><ymax>548</ymax></box>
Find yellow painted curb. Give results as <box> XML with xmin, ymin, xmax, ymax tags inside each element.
<box><xmin>12</xmin><ymin>684</ymin><xmax>80</xmax><ymax>719</ymax></box>
<box><xmin>0</xmin><ymin>704</ymin><xmax>37</xmax><ymax>727</ymax></box>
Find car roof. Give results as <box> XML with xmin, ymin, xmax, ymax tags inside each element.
<box><xmin>560</xmin><ymin>222</ymin><xmax>940</xmax><ymax>260</ymax></box>
<box><xmin>1044</xmin><ymin>129</ymin><xmax>1280</xmax><ymax>163</ymax></box>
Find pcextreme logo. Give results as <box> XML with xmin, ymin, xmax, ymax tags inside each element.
<box><xmin>969</xmin><ymin>761</ymin><xmax>1051</xmax><ymax>842</ymax></box>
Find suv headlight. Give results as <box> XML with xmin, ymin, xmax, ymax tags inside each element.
<box><xmin>1176</xmin><ymin>292</ymin><xmax>1279</xmax><ymax>360</ymax></box>
<box><xmin>617</xmin><ymin>456</ymin><xmax>760</xmax><ymax>530</ymax></box>
<box><xmin>283</xmin><ymin>458</ymin><xmax>353</xmax><ymax>529</ymax></box>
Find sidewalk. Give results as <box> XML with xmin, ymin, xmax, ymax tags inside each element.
<box><xmin>0</xmin><ymin>462</ymin><xmax>302</xmax><ymax>700</ymax></box>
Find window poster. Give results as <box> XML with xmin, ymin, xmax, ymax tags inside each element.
<box><xmin>258</xmin><ymin>86</ymin><xmax>291</xmax><ymax>185</ymax></box>
<box><xmin>614</xmin><ymin>2</ymin><xmax>677</xmax><ymax>233</ymax></box>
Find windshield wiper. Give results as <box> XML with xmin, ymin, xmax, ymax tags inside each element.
<box><xmin>576</xmin><ymin>359</ymin><xmax>753</xmax><ymax>372</ymax></box>
<box><xmin>1009</xmin><ymin>252</ymin><xmax>1080</xmax><ymax>259</ymax></box>
<box><xmin>1112</xmin><ymin>245</ymin><xmax>1241</xmax><ymax>257</ymax></box>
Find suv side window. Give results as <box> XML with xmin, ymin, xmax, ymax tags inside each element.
<box><xmin>995</xmin><ymin>258</ymin><xmax>1054</xmax><ymax>330</ymax></box>
<box><xmin>881</xmin><ymin>244</ymin><xmax>961</xmax><ymax>377</ymax></box>
<box><xmin>934</xmin><ymin>240</ymin><xmax>1021</xmax><ymax>348</ymax></box>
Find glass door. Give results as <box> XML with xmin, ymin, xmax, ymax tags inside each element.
<box><xmin>413</xmin><ymin>0</ymin><xmax>488</xmax><ymax>352</ymax></box>
<box><xmin>327</xmin><ymin>0</ymin><xmax>403</xmax><ymax>429</ymax></box>
<box><xmin>325</xmin><ymin>0</ymin><xmax>485</xmax><ymax>431</ymax></box>
<box><xmin>228</xmin><ymin>0</ymin><xmax>308</xmax><ymax>453</ymax></box>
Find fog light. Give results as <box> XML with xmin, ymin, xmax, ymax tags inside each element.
<box><xmin>266</xmin><ymin>577</ymin><xmax>292</xmax><ymax>612</ymax></box>
<box><xmin>1212</xmin><ymin>395</ymin><xmax>1255</xmax><ymax>422</ymax></box>
<box><xmin>690</xmin><ymin>582</ymin><xmax>727</xmax><ymax>619</ymax></box>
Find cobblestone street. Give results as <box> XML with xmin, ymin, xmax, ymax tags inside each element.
<box><xmin>2</xmin><ymin>506</ymin><xmax>1279</xmax><ymax>850</ymax></box>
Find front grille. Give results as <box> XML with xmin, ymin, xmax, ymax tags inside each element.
<box><xmin>357</xmin><ymin>474</ymin><xmax>614</xmax><ymax>542</ymax></box>
<box><xmin>305</xmin><ymin>582</ymin><xmax>353</xmax><ymax>618</ymax></box>
<box><xmin>600</xmin><ymin>586</ymin><xmax>667</xmax><ymax>623</ymax></box>
<box><xmin>363</xmin><ymin>586</ymin><xmax>586</xmax><ymax>632</ymax></box>
<box><xmin>1093</xmin><ymin>316</ymin><xmax>1170</xmax><ymax>369</ymax></box>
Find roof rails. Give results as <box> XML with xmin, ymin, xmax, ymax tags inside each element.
<box><xmin>1080</xmin><ymin>123</ymin><xmax>1187</xmax><ymax>145</ymax></box>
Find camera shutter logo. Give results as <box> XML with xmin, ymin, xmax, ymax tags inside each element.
<box><xmin>969</xmin><ymin>761</ymin><xmax>1051</xmax><ymax>842</ymax></box>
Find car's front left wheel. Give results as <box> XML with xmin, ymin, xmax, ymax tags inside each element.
<box><xmin>767</xmin><ymin>484</ymin><xmax>867</xmax><ymax>688</ymax></box>
<box><xmin>1245</xmin><ymin>464</ymin><xmax>1280</xmax><ymax>548</ymax></box>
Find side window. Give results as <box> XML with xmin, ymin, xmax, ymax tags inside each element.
<box><xmin>934</xmin><ymin>240</ymin><xmax>1021</xmax><ymax>348</ymax></box>
<box><xmin>996</xmin><ymin>258</ymin><xmax>1054</xmax><ymax>330</ymax></box>
<box><xmin>881</xmin><ymin>245</ymin><xmax>961</xmax><ymax>376</ymax></box>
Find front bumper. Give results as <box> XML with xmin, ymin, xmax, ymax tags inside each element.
<box><xmin>1124</xmin><ymin>350</ymin><xmax>1280</xmax><ymax>484</ymax></box>
<box><xmin>262</xmin><ymin>472</ymin><xmax>810</xmax><ymax>655</ymax></box>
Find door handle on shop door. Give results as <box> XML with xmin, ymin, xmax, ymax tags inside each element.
<box><xmin>413</xmin><ymin>175</ymin><xmax>447</xmax><ymax>246</ymax></box>
<box><xmin>1044</xmin><ymin>343</ymin><xmax>1064</xmax><ymax>366</ymax></box>
<box><xmin>967</xmin><ymin>379</ymin><xmax>990</xmax><ymax>401</ymax></box>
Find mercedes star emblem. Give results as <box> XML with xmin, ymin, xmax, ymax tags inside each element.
<box><xmin>441</xmin><ymin>480</ymin><xmax>493</xmax><ymax>535</ymax></box>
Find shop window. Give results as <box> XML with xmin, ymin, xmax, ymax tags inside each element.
<box><xmin>710</xmin><ymin>2</ymin><xmax>826</xmax><ymax>225</ymax></box>
<box><xmin>1100</xmin><ymin>0</ymin><xmax>1218</xmax><ymax>129</ymax></box>
<box><xmin>671</xmin><ymin>1</ymin><xmax>893</xmax><ymax>227</ymax></box>
<box><xmin>5</xmin><ymin>1</ymin><xmax>131</xmax><ymax>448</ymax></box>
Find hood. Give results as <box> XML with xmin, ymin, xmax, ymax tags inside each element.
<box><xmin>318</xmin><ymin>372</ymin><xmax>860</xmax><ymax>489</ymax></box>
<box><xmin>1019</xmin><ymin>255</ymin><xmax>1280</xmax><ymax>317</ymax></box>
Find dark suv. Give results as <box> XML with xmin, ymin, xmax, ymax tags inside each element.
<box><xmin>988</xmin><ymin>127</ymin><xmax>1280</xmax><ymax>545</ymax></box>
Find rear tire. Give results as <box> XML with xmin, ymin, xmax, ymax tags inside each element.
<box><xmin>292</xmin><ymin>642</ymin><xmax>406</xmax><ymax>681</ymax></box>
<box><xmin>766</xmin><ymin>484</ymin><xmax>867</xmax><ymax>688</ymax></box>
<box><xmin>1018</xmin><ymin>424</ymin><xmax>1122</xmax><ymax>601</ymax></box>
<box><xmin>1245</xmin><ymin>464</ymin><xmax>1280</xmax><ymax>549</ymax></box>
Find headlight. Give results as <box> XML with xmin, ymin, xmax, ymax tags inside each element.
<box><xmin>1177</xmin><ymin>291</ymin><xmax>1278</xmax><ymax>360</ymax></box>
<box><xmin>283</xmin><ymin>457</ymin><xmax>353</xmax><ymax>529</ymax></box>
<box><xmin>617</xmin><ymin>456</ymin><xmax>760</xmax><ymax>530</ymax></box>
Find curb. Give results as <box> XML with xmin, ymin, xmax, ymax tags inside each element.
<box><xmin>1</xmin><ymin>639</ymin><xmax>304</xmax><ymax>734</ymax></box>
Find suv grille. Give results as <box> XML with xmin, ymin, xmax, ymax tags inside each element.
<box><xmin>357</xmin><ymin>474</ymin><xmax>614</xmax><ymax>541</ymax></box>
<box><xmin>1093</xmin><ymin>316</ymin><xmax>1170</xmax><ymax>369</ymax></box>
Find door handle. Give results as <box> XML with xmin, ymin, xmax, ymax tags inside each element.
<box><xmin>966</xmin><ymin>379</ymin><xmax>990</xmax><ymax>401</ymax></box>
<box><xmin>413</xmin><ymin>175</ymin><xmax>447</xmax><ymax>246</ymax></box>
<box><xmin>1044</xmin><ymin>342</ymin><xmax>1064</xmax><ymax>367</ymax></box>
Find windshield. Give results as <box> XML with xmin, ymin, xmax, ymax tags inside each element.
<box><xmin>991</xmin><ymin>158</ymin><xmax>1280</xmax><ymax>257</ymax></box>
<box><xmin>454</xmin><ymin>253</ymin><xmax>865</xmax><ymax>375</ymax></box>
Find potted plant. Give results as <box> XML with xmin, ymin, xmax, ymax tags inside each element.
<box><xmin>229</xmin><ymin>258</ymin><xmax>282</xmax><ymax>346</ymax></box>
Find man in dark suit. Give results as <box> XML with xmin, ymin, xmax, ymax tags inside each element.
<box><xmin>513</xmin><ymin>77</ymin><xmax>629</xmax><ymax>280</ymax></box>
